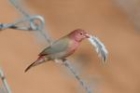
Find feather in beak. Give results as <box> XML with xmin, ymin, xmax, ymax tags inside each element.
<box><xmin>88</xmin><ymin>35</ymin><xmax>108</xmax><ymax>62</ymax></box>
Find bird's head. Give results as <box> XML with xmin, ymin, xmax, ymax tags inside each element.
<box><xmin>69</xmin><ymin>29</ymin><xmax>90</xmax><ymax>42</ymax></box>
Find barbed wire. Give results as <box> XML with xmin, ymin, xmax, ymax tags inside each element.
<box><xmin>9</xmin><ymin>0</ymin><xmax>29</xmax><ymax>17</ymax></box>
<box><xmin>64</xmin><ymin>60</ymin><xmax>92</xmax><ymax>93</ymax></box>
<box><xmin>8</xmin><ymin>0</ymin><xmax>53</xmax><ymax>43</ymax></box>
<box><xmin>0</xmin><ymin>0</ymin><xmax>93</xmax><ymax>93</ymax></box>
<box><xmin>0</xmin><ymin>67</ymin><xmax>11</xmax><ymax>93</ymax></box>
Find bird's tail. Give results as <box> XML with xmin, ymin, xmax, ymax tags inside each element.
<box><xmin>25</xmin><ymin>56</ymin><xmax>49</xmax><ymax>72</ymax></box>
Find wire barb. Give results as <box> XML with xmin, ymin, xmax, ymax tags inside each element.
<box><xmin>0</xmin><ymin>15</ymin><xmax>45</xmax><ymax>31</ymax></box>
<box><xmin>9</xmin><ymin>0</ymin><xmax>53</xmax><ymax>43</ymax></box>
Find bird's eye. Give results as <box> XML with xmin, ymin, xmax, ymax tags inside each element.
<box><xmin>80</xmin><ymin>32</ymin><xmax>83</xmax><ymax>35</ymax></box>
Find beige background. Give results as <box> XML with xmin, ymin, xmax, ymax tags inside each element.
<box><xmin>0</xmin><ymin>0</ymin><xmax>140</xmax><ymax>93</ymax></box>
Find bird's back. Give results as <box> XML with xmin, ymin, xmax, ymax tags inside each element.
<box><xmin>39</xmin><ymin>36</ymin><xmax>69</xmax><ymax>57</ymax></box>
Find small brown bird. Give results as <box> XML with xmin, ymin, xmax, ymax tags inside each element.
<box><xmin>25</xmin><ymin>29</ymin><xmax>89</xmax><ymax>72</ymax></box>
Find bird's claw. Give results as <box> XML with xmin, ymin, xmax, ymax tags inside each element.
<box><xmin>54</xmin><ymin>59</ymin><xmax>64</xmax><ymax>64</ymax></box>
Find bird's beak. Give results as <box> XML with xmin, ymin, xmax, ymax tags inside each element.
<box><xmin>85</xmin><ymin>34</ymin><xmax>90</xmax><ymax>38</ymax></box>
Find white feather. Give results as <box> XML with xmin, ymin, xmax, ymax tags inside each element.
<box><xmin>88</xmin><ymin>35</ymin><xmax>108</xmax><ymax>62</ymax></box>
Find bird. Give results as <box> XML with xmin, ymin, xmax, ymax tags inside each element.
<box><xmin>25</xmin><ymin>29</ymin><xmax>90</xmax><ymax>72</ymax></box>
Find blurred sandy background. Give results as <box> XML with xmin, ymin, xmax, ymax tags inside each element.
<box><xmin>0</xmin><ymin>0</ymin><xmax>140</xmax><ymax>93</ymax></box>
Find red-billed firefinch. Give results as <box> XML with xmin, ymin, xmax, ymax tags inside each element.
<box><xmin>25</xmin><ymin>29</ymin><xmax>89</xmax><ymax>72</ymax></box>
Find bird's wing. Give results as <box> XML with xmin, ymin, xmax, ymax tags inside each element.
<box><xmin>39</xmin><ymin>37</ymin><xmax>69</xmax><ymax>56</ymax></box>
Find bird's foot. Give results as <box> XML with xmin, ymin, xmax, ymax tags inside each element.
<box><xmin>54</xmin><ymin>59</ymin><xmax>63</xmax><ymax>64</ymax></box>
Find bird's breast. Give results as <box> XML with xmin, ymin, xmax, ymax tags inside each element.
<box><xmin>66</xmin><ymin>40</ymin><xmax>79</xmax><ymax>56</ymax></box>
<box><xmin>49</xmin><ymin>39</ymin><xmax>79</xmax><ymax>59</ymax></box>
